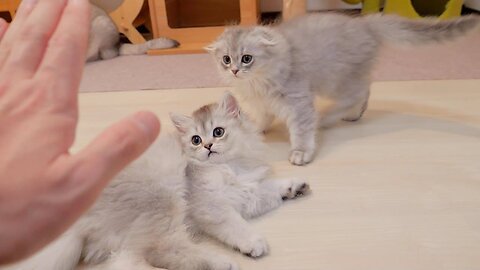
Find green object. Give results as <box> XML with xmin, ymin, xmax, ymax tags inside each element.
<box><xmin>342</xmin><ymin>0</ymin><xmax>464</xmax><ymax>19</ymax></box>
<box><xmin>384</xmin><ymin>0</ymin><xmax>464</xmax><ymax>19</ymax></box>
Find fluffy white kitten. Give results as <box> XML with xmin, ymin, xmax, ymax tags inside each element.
<box><xmin>2</xmin><ymin>135</ymin><xmax>237</xmax><ymax>270</ymax></box>
<box><xmin>206</xmin><ymin>13</ymin><xmax>479</xmax><ymax>165</ymax></box>
<box><xmin>171</xmin><ymin>92</ymin><xmax>311</xmax><ymax>258</ymax></box>
<box><xmin>87</xmin><ymin>3</ymin><xmax>179</xmax><ymax>62</ymax></box>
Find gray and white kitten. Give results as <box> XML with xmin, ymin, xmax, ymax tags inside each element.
<box><xmin>3</xmin><ymin>135</ymin><xmax>237</xmax><ymax>270</ymax></box>
<box><xmin>87</xmin><ymin>3</ymin><xmax>178</xmax><ymax>62</ymax></box>
<box><xmin>170</xmin><ymin>92</ymin><xmax>311</xmax><ymax>258</ymax></box>
<box><xmin>206</xmin><ymin>13</ymin><xmax>480</xmax><ymax>165</ymax></box>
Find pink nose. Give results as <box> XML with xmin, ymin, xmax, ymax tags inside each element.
<box><xmin>231</xmin><ymin>69</ymin><xmax>239</xmax><ymax>75</ymax></box>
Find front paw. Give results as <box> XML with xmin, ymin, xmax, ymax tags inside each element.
<box><xmin>237</xmin><ymin>235</ymin><xmax>269</xmax><ymax>258</ymax></box>
<box><xmin>281</xmin><ymin>179</ymin><xmax>311</xmax><ymax>200</ymax></box>
<box><xmin>208</xmin><ymin>256</ymin><xmax>240</xmax><ymax>270</ymax></box>
<box><xmin>289</xmin><ymin>149</ymin><xmax>315</xmax><ymax>166</ymax></box>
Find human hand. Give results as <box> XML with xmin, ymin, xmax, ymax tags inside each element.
<box><xmin>0</xmin><ymin>0</ymin><xmax>160</xmax><ymax>264</ymax></box>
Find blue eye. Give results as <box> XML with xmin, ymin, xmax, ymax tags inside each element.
<box><xmin>241</xmin><ymin>54</ymin><xmax>253</xmax><ymax>64</ymax></box>
<box><xmin>191</xmin><ymin>135</ymin><xmax>202</xmax><ymax>145</ymax></box>
<box><xmin>223</xmin><ymin>55</ymin><xmax>231</xmax><ymax>65</ymax></box>
<box><xmin>213</xmin><ymin>127</ymin><xmax>225</xmax><ymax>138</ymax></box>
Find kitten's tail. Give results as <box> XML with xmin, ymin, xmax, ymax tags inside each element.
<box><xmin>366</xmin><ymin>14</ymin><xmax>479</xmax><ymax>45</ymax></box>
<box><xmin>1</xmin><ymin>233</ymin><xmax>82</xmax><ymax>270</ymax></box>
<box><xmin>119</xmin><ymin>37</ymin><xmax>180</xmax><ymax>56</ymax></box>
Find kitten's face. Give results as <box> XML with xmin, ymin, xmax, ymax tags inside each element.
<box><xmin>171</xmin><ymin>93</ymin><xmax>254</xmax><ymax>164</ymax></box>
<box><xmin>206</xmin><ymin>27</ymin><xmax>281</xmax><ymax>83</ymax></box>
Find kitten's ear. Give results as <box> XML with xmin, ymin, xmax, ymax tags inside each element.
<box><xmin>204</xmin><ymin>40</ymin><xmax>222</xmax><ymax>53</ymax></box>
<box><xmin>252</xmin><ymin>27</ymin><xmax>278</xmax><ymax>46</ymax></box>
<box><xmin>170</xmin><ymin>113</ymin><xmax>193</xmax><ymax>133</ymax></box>
<box><xmin>219</xmin><ymin>92</ymin><xmax>240</xmax><ymax>118</ymax></box>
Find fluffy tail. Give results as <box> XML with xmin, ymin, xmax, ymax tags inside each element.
<box><xmin>119</xmin><ymin>37</ymin><xmax>180</xmax><ymax>56</ymax></box>
<box><xmin>1</xmin><ymin>233</ymin><xmax>82</xmax><ymax>270</ymax></box>
<box><xmin>366</xmin><ymin>14</ymin><xmax>479</xmax><ymax>45</ymax></box>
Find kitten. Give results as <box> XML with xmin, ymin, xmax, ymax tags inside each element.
<box><xmin>87</xmin><ymin>3</ymin><xmax>179</xmax><ymax>62</ymax></box>
<box><xmin>206</xmin><ymin>13</ymin><xmax>480</xmax><ymax>166</ymax></box>
<box><xmin>2</xmin><ymin>135</ymin><xmax>237</xmax><ymax>270</ymax></box>
<box><xmin>170</xmin><ymin>92</ymin><xmax>311</xmax><ymax>258</ymax></box>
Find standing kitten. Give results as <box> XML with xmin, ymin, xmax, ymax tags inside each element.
<box><xmin>87</xmin><ymin>3</ymin><xmax>178</xmax><ymax>62</ymax></box>
<box><xmin>2</xmin><ymin>135</ymin><xmax>237</xmax><ymax>270</ymax></box>
<box><xmin>170</xmin><ymin>92</ymin><xmax>311</xmax><ymax>258</ymax></box>
<box><xmin>206</xmin><ymin>13</ymin><xmax>479</xmax><ymax>165</ymax></box>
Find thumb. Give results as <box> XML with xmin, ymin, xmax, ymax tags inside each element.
<box><xmin>72</xmin><ymin>111</ymin><xmax>160</xmax><ymax>191</ymax></box>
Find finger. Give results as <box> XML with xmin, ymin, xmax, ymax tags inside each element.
<box><xmin>72</xmin><ymin>111</ymin><xmax>160</xmax><ymax>191</ymax></box>
<box><xmin>1</xmin><ymin>0</ymin><xmax>68</xmax><ymax>81</ymax></box>
<box><xmin>0</xmin><ymin>19</ymin><xmax>8</xmax><ymax>41</ymax></box>
<box><xmin>35</xmin><ymin>0</ymin><xmax>90</xmax><ymax>103</ymax></box>
<box><xmin>0</xmin><ymin>0</ymin><xmax>38</xmax><ymax>70</ymax></box>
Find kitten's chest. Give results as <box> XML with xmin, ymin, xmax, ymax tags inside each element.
<box><xmin>235</xmin><ymin>82</ymin><xmax>286</xmax><ymax>111</ymax></box>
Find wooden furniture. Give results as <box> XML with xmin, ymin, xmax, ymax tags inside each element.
<box><xmin>75</xmin><ymin>79</ymin><xmax>480</xmax><ymax>270</ymax></box>
<box><xmin>0</xmin><ymin>0</ymin><xmax>21</xmax><ymax>19</ymax></box>
<box><xmin>147</xmin><ymin>0</ymin><xmax>259</xmax><ymax>55</ymax></box>
<box><xmin>109</xmin><ymin>0</ymin><xmax>147</xmax><ymax>44</ymax></box>
<box><xmin>282</xmin><ymin>0</ymin><xmax>307</xmax><ymax>20</ymax></box>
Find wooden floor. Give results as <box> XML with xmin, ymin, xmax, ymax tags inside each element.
<box><xmin>75</xmin><ymin>80</ymin><xmax>480</xmax><ymax>270</ymax></box>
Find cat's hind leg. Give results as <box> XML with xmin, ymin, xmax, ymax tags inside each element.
<box><xmin>320</xmin><ymin>80</ymin><xmax>370</xmax><ymax>128</ymax></box>
<box><xmin>82</xmin><ymin>251</ymin><xmax>163</xmax><ymax>270</ymax></box>
<box><xmin>243</xmin><ymin>178</ymin><xmax>311</xmax><ymax>219</ymax></box>
<box><xmin>147</xmin><ymin>231</ymin><xmax>238</xmax><ymax>270</ymax></box>
<box><xmin>342</xmin><ymin>91</ymin><xmax>370</xmax><ymax>122</ymax></box>
<box><xmin>193</xmin><ymin>208</ymin><xmax>269</xmax><ymax>258</ymax></box>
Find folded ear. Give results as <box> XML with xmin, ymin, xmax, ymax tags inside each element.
<box><xmin>204</xmin><ymin>39</ymin><xmax>223</xmax><ymax>53</ymax></box>
<box><xmin>170</xmin><ymin>113</ymin><xmax>193</xmax><ymax>133</ymax></box>
<box><xmin>251</xmin><ymin>27</ymin><xmax>278</xmax><ymax>46</ymax></box>
<box><xmin>219</xmin><ymin>92</ymin><xmax>240</xmax><ymax>118</ymax></box>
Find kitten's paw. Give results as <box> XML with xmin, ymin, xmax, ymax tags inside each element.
<box><xmin>281</xmin><ymin>179</ymin><xmax>311</xmax><ymax>200</ymax></box>
<box><xmin>342</xmin><ymin>115</ymin><xmax>362</xmax><ymax>122</ymax></box>
<box><xmin>208</xmin><ymin>256</ymin><xmax>239</xmax><ymax>270</ymax></box>
<box><xmin>237</xmin><ymin>235</ymin><xmax>269</xmax><ymax>258</ymax></box>
<box><xmin>289</xmin><ymin>150</ymin><xmax>315</xmax><ymax>166</ymax></box>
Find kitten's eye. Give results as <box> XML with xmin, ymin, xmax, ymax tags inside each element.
<box><xmin>241</xmin><ymin>54</ymin><xmax>253</xmax><ymax>64</ymax></box>
<box><xmin>191</xmin><ymin>135</ymin><xmax>202</xmax><ymax>146</ymax></box>
<box><xmin>213</xmin><ymin>127</ymin><xmax>225</xmax><ymax>138</ymax></box>
<box><xmin>222</xmin><ymin>55</ymin><xmax>231</xmax><ymax>65</ymax></box>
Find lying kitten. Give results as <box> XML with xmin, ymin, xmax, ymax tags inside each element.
<box><xmin>206</xmin><ymin>13</ymin><xmax>480</xmax><ymax>165</ymax></box>
<box><xmin>88</xmin><ymin>3</ymin><xmax>178</xmax><ymax>62</ymax></box>
<box><xmin>3</xmin><ymin>135</ymin><xmax>237</xmax><ymax>270</ymax></box>
<box><xmin>170</xmin><ymin>92</ymin><xmax>311</xmax><ymax>257</ymax></box>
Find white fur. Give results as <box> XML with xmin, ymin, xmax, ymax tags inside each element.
<box><xmin>171</xmin><ymin>93</ymin><xmax>311</xmax><ymax>258</ymax></box>
<box><xmin>2</xmin><ymin>135</ymin><xmax>237</xmax><ymax>270</ymax></box>
<box><xmin>207</xmin><ymin>13</ymin><xmax>479</xmax><ymax>165</ymax></box>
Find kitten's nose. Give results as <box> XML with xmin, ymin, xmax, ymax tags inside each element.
<box><xmin>204</xmin><ymin>143</ymin><xmax>213</xmax><ymax>150</ymax></box>
<box><xmin>231</xmin><ymin>69</ymin><xmax>239</xmax><ymax>75</ymax></box>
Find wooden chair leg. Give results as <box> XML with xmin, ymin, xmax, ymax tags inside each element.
<box><xmin>109</xmin><ymin>0</ymin><xmax>146</xmax><ymax>44</ymax></box>
<box><xmin>282</xmin><ymin>0</ymin><xmax>307</xmax><ymax>20</ymax></box>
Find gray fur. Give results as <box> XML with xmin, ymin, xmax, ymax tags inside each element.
<box><xmin>3</xmin><ymin>135</ymin><xmax>237</xmax><ymax>270</ymax></box>
<box><xmin>206</xmin><ymin>13</ymin><xmax>479</xmax><ymax>165</ymax></box>
<box><xmin>171</xmin><ymin>93</ymin><xmax>311</xmax><ymax>258</ymax></box>
<box><xmin>87</xmin><ymin>4</ymin><xmax>179</xmax><ymax>62</ymax></box>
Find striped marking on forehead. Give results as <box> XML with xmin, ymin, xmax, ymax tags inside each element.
<box><xmin>192</xmin><ymin>103</ymin><xmax>217</xmax><ymax>134</ymax></box>
<box><xmin>223</xmin><ymin>27</ymin><xmax>253</xmax><ymax>54</ymax></box>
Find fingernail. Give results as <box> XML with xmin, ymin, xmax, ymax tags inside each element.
<box><xmin>132</xmin><ymin>111</ymin><xmax>161</xmax><ymax>141</ymax></box>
